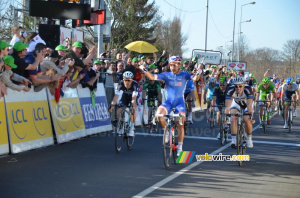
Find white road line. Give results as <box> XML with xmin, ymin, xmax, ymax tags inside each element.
<box><xmin>135</xmin><ymin>132</ymin><xmax>300</xmax><ymax>147</ymax></box>
<box><xmin>133</xmin><ymin>112</ymin><xmax>299</xmax><ymax>198</ymax></box>
<box><xmin>132</xmin><ymin>143</ymin><xmax>231</xmax><ymax>198</ymax></box>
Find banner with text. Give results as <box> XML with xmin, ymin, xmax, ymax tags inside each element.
<box><xmin>5</xmin><ymin>89</ymin><xmax>54</xmax><ymax>154</ymax></box>
<box><xmin>192</xmin><ymin>50</ymin><xmax>222</xmax><ymax>65</ymax></box>
<box><xmin>77</xmin><ymin>83</ymin><xmax>112</xmax><ymax>135</ymax></box>
<box><xmin>47</xmin><ymin>85</ymin><xmax>86</xmax><ymax>144</ymax></box>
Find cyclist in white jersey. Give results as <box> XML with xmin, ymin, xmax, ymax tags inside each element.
<box><xmin>225</xmin><ymin>77</ymin><xmax>254</xmax><ymax>148</ymax></box>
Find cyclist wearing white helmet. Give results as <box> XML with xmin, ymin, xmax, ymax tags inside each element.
<box><xmin>139</xmin><ymin>56</ymin><xmax>203</xmax><ymax>156</ymax></box>
<box><xmin>109</xmin><ymin>71</ymin><xmax>139</xmax><ymax>136</ymax></box>
<box><xmin>225</xmin><ymin>76</ymin><xmax>254</xmax><ymax>148</ymax></box>
<box><xmin>281</xmin><ymin>78</ymin><xmax>299</xmax><ymax>128</ymax></box>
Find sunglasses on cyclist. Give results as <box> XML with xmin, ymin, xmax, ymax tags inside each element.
<box><xmin>235</xmin><ymin>85</ymin><xmax>243</xmax><ymax>88</ymax></box>
<box><xmin>287</xmin><ymin>83</ymin><xmax>292</xmax><ymax>85</ymax></box>
<box><xmin>263</xmin><ymin>83</ymin><xmax>269</xmax><ymax>86</ymax></box>
<box><xmin>219</xmin><ymin>84</ymin><xmax>226</xmax><ymax>86</ymax></box>
<box><xmin>124</xmin><ymin>79</ymin><xmax>132</xmax><ymax>82</ymax></box>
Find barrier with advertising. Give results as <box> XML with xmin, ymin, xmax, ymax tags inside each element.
<box><xmin>5</xmin><ymin>89</ymin><xmax>54</xmax><ymax>154</ymax></box>
<box><xmin>47</xmin><ymin>86</ymin><xmax>86</xmax><ymax>144</ymax></box>
<box><xmin>227</xmin><ymin>62</ymin><xmax>247</xmax><ymax>71</ymax></box>
<box><xmin>0</xmin><ymin>97</ymin><xmax>9</xmax><ymax>155</ymax></box>
<box><xmin>77</xmin><ymin>83</ymin><xmax>112</xmax><ymax>135</ymax></box>
<box><xmin>192</xmin><ymin>50</ymin><xmax>222</xmax><ymax>65</ymax></box>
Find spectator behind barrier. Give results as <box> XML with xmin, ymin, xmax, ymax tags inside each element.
<box><xmin>9</xmin><ymin>26</ymin><xmax>24</xmax><ymax>52</ymax></box>
<box><xmin>62</xmin><ymin>41</ymin><xmax>97</xmax><ymax>73</ymax></box>
<box><xmin>0</xmin><ymin>55</ymin><xmax>31</xmax><ymax>92</ymax></box>
<box><xmin>98</xmin><ymin>61</ymin><xmax>106</xmax><ymax>84</ymax></box>
<box><xmin>0</xmin><ymin>40</ymin><xmax>11</xmax><ymax>58</ymax></box>
<box><xmin>0</xmin><ymin>58</ymin><xmax>7</xmax><ymax>98</ymax></box>
<box><xmin>24</xmin><ymin>43</ymin><xmax>60</xmax><ymax>92</ymax></box>
<box><xmin>11</xmin><ymin>41</ymin><xmax>44</xmax><ymax>85</ymax></box>
<box><xmin>79</xmin><ymin>60</ymin><xmax>100</xmax><ymax>91</ymax></box>
<box><xmin>116</xmin><ymin>62</ymin><xmax>124</xmax><ymax>82</ymax></box>
<box><xmin>40</xmin><ymin>50</ymin><xmax>73</xmax><ymax>76</ymax></box>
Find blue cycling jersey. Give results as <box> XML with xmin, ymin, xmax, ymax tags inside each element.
<box><xmin>154</xmin><ymin>71</ymin><xmax>192</xmax><ymax>114</ymax></box>
<box><xmin>204</xmin><ymin>82</ymin><xmax>217</xmax><ymax>101</ymax></box>
<box><xmin>184</xmin><ymin>80</ymin><xmax>195</xmax><ymax>94</ymax></box>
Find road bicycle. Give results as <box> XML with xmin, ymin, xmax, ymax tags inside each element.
<box><xmin>257</xmin><ymin>100</ymin><xmax>271</xmax><ymax>134</ymax></box>
<box><xmin>227</xmin><ymin>109</ymin><xmax>252</xmax><ymax>167</ymax></box>
<box><xmin>282</xmin><ymin>100</ymin><xmax>297</xmax><ymax>133</ymax></box>
<box><xmin>212</xmin><ymin>105</ymin><xmax>229</xmax><ymax>145</ymax></box>
<box><xmin>114</xmin><ymin>104</ymin><xmax>135</xmax><ymax>153</ymax></box>
<box><xmin>156</xmin><ymin>109</ymin><xmax>183</xmax><ymax>170</ymax></box>
<box><xmin>146</xmin><ymin>97</ymin><xmax>159</xmax><ymax>134</ymax></box>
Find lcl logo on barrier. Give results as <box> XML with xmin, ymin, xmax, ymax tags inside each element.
<box><xmin>33</xmin><ymin>107</ymin><xmax>48</xmax><ymax>121</ymax></box>
<box><xmin>12</xmin><ymin>109</ymin><xmax>28</xmax><ymax>124</ymax></box>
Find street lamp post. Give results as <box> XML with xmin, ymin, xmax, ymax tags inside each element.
<box><xmin>238</xmin><ymin>19</ymin><xmax>251</xmax><ymax>61</ymax></box>
<box><xmin>238</xmin><ymin>1</ymin><xmax>255</xmax><ymax>61</ymax></box>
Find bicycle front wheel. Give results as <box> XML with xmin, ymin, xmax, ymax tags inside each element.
<box><xmin>126</xmin><ymin>131</ymin><xmax>135</xmax><ymax>150</ymax></box>
<box><xmin>288</xmin><ymin>109</ymin><xmax>292</xmax><ymax>133</ymax></box>
<box><xmin>263</xmin><ymin>109</ymin><xmax>267</xmax><ymax>134</ymax></box>
<box><xmin>163</xmin><ymin>126</ymin><xmax>172</xmax><ymax>170</ymax></box>
<box><xmin>115</xmin><ymin>115</ymin><xmax>125</xmax><ymax>153</ymax></box>
<box><xmin>237</xmin><ymin>126</ymin><xmax>246</xmax><ymax>166</ymax></box>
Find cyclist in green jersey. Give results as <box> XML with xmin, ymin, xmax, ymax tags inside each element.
<box><xmin>256</xmin><ymin>78</ymin><xmax>275</xmax><ymax>128</ymax></box>
<box><xmin>142</xmin><ymin>78</ymin><xmax>162</xmax><ymax>128</ymax></box>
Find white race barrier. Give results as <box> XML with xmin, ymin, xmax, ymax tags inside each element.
<box><xmin>4</xmin><ymin>88</ymin><xmax>54</xmax><ymax>154</ymax></box>
<box><xmin>0</xmin><ymin>97</ymin><xmax>9</xmax><ymax>155</ymax></box>
<box><xmin>47</xmin><ymin>82</ymin><xmax>86</xmax><ymax>144</ymax></box>
<box><xmin>77</xmin><ymin>83</ymin><xmax>112</xmax><ymax>135</ymax></box>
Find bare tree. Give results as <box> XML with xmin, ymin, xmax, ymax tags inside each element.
<box><xmin>282</xmin><ymin>39</ymin><xmax>300</xmax><ymax>77</ymax></box>
<box><xmin>155</xmin><ymin>17</ymin><xmax>187</xmax><ymax>57</ymax></box>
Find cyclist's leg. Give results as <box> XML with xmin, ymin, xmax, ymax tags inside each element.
<box><xmin>244</xmin><ymin>108</ymin><xmax>253</xmax><ymax>135</ymax></box>
<box><xmin>157</xmin><ymin>101</ymin><xmax>171</xmax><ymax>129</ymax></box>
<box><xmin>175</xmin><ymin>103</ymin><xmax>186</xmax><ymax>155</ymax></box>
<box><xmin>230</xmin><ymin>101</ymin><xmax>240</xmax><ymax>147</ymax></box>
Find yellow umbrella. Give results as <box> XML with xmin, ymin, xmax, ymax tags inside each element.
<box><xmin>124</xmin><ymin>41</ymin><xmax>158</xmax><ymax>53</ymax></box>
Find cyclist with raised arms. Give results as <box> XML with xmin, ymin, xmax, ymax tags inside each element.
<box><xmin>225</xmin><ymin>77</ymin><xmax>254</xmax><ymax>148</ymax></box>
<box><xmin>211</xmin><ymin>76</ymin><xmax>228</xmax><ymax>139</ymax></box>
<box><xmin>281</xmin><ymin>78</ymin><xmax>299</xmax><ymax>128</ymax></box>
<box><xmin>139</xmin><ymin>56</ymin><xmax>202</xmax><ymax>156</ymax></box>
<box><xmin>256</xmin><ymin>77</ymin><xmax>275</xmax><ymax>128</ymax></box>
<box><xmin>109</xmin><ymin>71</ymin><xmax>139</xmax><ymax>136</ymax></box>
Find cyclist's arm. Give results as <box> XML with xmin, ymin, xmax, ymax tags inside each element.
<box><xmin>110</xmin><ymin>94</ymin><xmax>119</xmax><ymax>108</ymax></box>
<box><xmin>263</xmin><ymin>69</ymin><xmax>270</xmax><ymax>77</ymax></box>
<box><xmin>142</xmin><ymin>91</ymin><xmax>146</xmax><ymax>101</ymax></box>
<box><xmin>212</xmin><ymin>96</ymin><xmax>216</xmax><ymax>107</ymax></box>
<box><xmin>157</xmin><ymin>90</ymin><xmax>162</xmax><ymax>104</ymax></box>
<box><xmin>139</xmin><ymin>65</ymin><xmax>155</xmax><ymax>80</ymax></box>
<box><xmin>225</xmin><ymin>99</ymin><xmax>232</xmax><ymax>114</ymax></box>
<box><xmin>203</xmin><ymin>90</ymin><xmax>207</xmax><ymax>102</ymax></box>
<box><xmin>281</xmin><ymin>90</ymin><xmax>285</xmax><ymax>102</ymax></box>
<box><xmin>247</xmin><ymin>98</ymin><xmax>253</xmax><ymax>113</ymax></box>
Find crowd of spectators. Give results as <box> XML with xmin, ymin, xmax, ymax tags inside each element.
<box><xmin>0</xmin><ymin>25</ymin><xmax>242</xmax><ymax>105</ymax></box>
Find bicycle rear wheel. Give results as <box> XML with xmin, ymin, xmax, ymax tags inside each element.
<box><xmin>163</xmin><ymin>126</ymin><xmax>172</xmax><ymax>170</ymax></box>
<box><xmin>220</xmin><ymin>124</ymin><xmax>225</xmax><ymax>146</ymax></box>
<box><xmin>115</xmin><ymin>114</ymin><xmax>125</xmax><ymax>153</ymax></box>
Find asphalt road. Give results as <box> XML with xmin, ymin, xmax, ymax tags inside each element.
<box><xmin>0</xmin><ymin>109</ymin><xmax>299</xmax><ymax>198</ymax></box>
